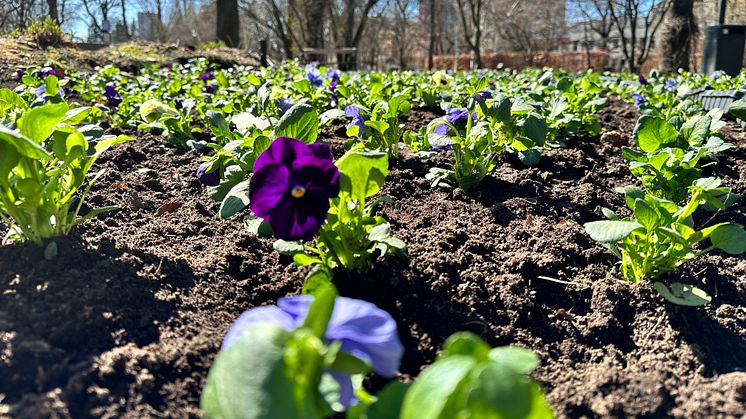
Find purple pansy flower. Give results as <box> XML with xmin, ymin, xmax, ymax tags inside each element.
<box><xmin>103</xmin><ymin>85</ymin><xmax>122</xmax><ymax>107</ymax></box>
<box><xmin>433</xmin><ymin>108</ymin><xmax>476</xmax><ymax>135</ymax></box>
<box><xmin>174</xmin><ymin>98</ymin><xmax>185</xmax><ymax>109</ymax></box>
<box><xmin>665</xmin><ymin>79</ymin><xmax>677</xmax><ymax>91</ymax></box>
<box><xmin>14</xmin><ymin>69</ymin><xmax>23</xmax><ymax>80</ymax></box>
<box><xmin>331</xmin><ymin>95</ymin><xmax>338</xmax><ymax>108</ymax></box>
<box><xmin>277</xmin><ymin>98</ymin><xmax>294</xmax><ymax>115</ymax></box>
<box><xmin>204</xmin><ymin>82</ymin><xmax>218</xmax><ymax>94</ymax></box>
<box><xmin>330</xmin><ymin>80</ymin><xmax>339</xmax><ymax>91</ymax></box>
<box><xmin>344</xmin><ymin>105</ymin><xmax>366</xmax><ymax>135</ymax></box>
<box><xmin>473</xmin><ymin>89</ymin><xmax>492</xmax><ymax>104</ymax></box>
<box><xmin>222</xmin><ymin>295</ymin><xmax>404</xmax><ymax>409</ymax></box>
<box><xmin>249</xmin><ymin>137</ymin><xmax>340</xmax><ymax>241</ymax></box>
<box><xmin>638</xmin><ymin>74</ymin><xmax>648</xmax><ymax>86</ymax></box>
<box><xmin>307</xmin><ymin>67</ymin><xmax>323</xmax><ymax>87</ymax></box>
<box><xmin>631</xmin><ymin>93</ymin><xmax>646</xmax><ymax>107</ymax></box>
<box><xmin>34</xmin><ymin>68</ymin><xmax>56</xmax><ymax>79</ymax></box>
<box><xmin>326</xmin><ymin>68</ymin><xmax>341</xmax><ymax>81</ymax></box>
<box><xmin>196</xmin><ymin>162</ymin><xmax>220</xmax><ymax>186</ymax></box>
<box><xmin>199</xmin><ymin>72</ymin><xmax>214</xmax><ymax>81</ymax></box>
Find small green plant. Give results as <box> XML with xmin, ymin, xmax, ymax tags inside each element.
<box><xmin>347</xmin><ymin>91</ymin><xmax>412</xmax><ymax>157</ymax></box>
<box><xmin>426</xmin><ymin>92</ymin><xmax>548</xmax><ymax>191</ymax></box>
<box><xmin>196</xmin><ymin>40</ymin><xmax>227</xmax><ymax>50</ymax></box>
<box><xmin>139</xmin><ymin>99</ymin><xmax>198</xmax><ymax>148</ymax></box>
<box><xmin>26</xmin><ymin>17</ymin><xmax>68</xmax><ymax>48</ymax></box>
<box><xmin>625</xmin><ymin>114</ymin><xmax>732</xmax><ymax>203</ymax></box>
<box><xmin>584</xmin><ymin>179</ymin><xmax>746</xmax><ymax>303</ymax></box>
<box><xmin>0</xmin><ymin>95</ymin><xmax>128</xmax><ymax>245</ymax></box>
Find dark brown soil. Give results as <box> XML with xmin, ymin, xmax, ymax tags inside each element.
<box><xmin>1</xmin><ymin>99</ymin><xmax>745</xmax><ymax>418</ymax></box>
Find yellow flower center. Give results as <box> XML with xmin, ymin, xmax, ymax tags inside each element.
<box><xmin>291</xmin><ymin>185</ymin><xmax>306</xmax><ymax>198</ymax></box>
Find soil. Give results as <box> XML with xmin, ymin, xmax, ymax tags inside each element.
<box><xmin>1</xmin><ymin>93</ymin><xmax>746</xmax><ymax>418</ymax></box>
<box><xmin>0</xmin><ymin>37</ymin><xmax>264</xmax><ymax>90</ymax></box>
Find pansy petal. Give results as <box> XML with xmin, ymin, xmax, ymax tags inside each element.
<box><xmin>325</xmin><ymin>297</ymin><xmax>404</xmax><ymax>377</ymax></box>
<box><xmin>328</xmin><ymin>372</ymin><xmax>357</xmax><ymax>409</ymax></box>
<box><xmin>249</xmin><ymin>164</ymin><xmax>290</xmax><ymax>219</ymax></box>
<box><xmin>221</xmin><ymin>306</ymin><xmax>297</xmax><ymax>350</ymax></box>
<box><xmin>268</xmin><ymin>197</ymin><xmax>325</xmax><ymax>241</ymax></box>
<box><xmin>253</xmin><ymin>137</ymin><xmax>304</xmax><ymax>172</ymax></box>
<box><xmin>307</xmin><ymin>142</ymin><xmax>334</xmax><ymax>161</ymax></box>
<box><xmin>433</xmin><ymin>123</ymin><xmax>449</xmax><ymax>135</ymax></box>
<box><xmin>277</xmin><ymin>295</ymin><xmax>313</xmax><ymax>320</ymax></box>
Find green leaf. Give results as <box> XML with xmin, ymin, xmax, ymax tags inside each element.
<box><xmin>368</xmin><ymin>223</ymin><xmax>391</xmax><ymax>241</ymax></box>
<box><xmin>653</xmin><ymin>282</ymin><xmax>711</xmax><ymax>306</ymax></box>
<box><xmin>728</xmin><ymin>96</ymin><xmax>746</xmax><ymax>121</ymax></box>
<box><xmin>219</xmin><ymin>180</ymin><xmax>250</xmax><ymax>219</ymax></box>
<box><xmin>633</xmin><ymin>198</ymin><xmax>659</xmax><ymax>232</ymax></box>
<box><xmin>362</xmin><ymin>381</ymin><xmax>410</xmax><ymax>419</ymax></box>
<box><xmin>0</xmin><ymin>125</ymin><xmax>52</xmax><ymax>159</ymax></box>
<box><xmin>276</xmin><ymin>103</ymin><xmax>319</xmax><ymax>144</ymax></box>
<box><xmin>336</xmin><ymin>151</ymin><xmax>389</xmax><ymax>203</ymax></box>
<box><xmin>464</xmin><ymin>362</ymin><xmax>552</xmax><ymax>419</ymax></box>
<box><xmin>206</xmin><ymin>110</ymin><xmax>232</xmax><ymax>138</ymax></box>
<box><xmin>244</xmin><ymin>214</ymin><xmax>273</xmax><ymax>237</ymax></box>
<box><xmin>139</xmin><ymin>99</ymin><xmax>178</xmax><ymax>123</ymax></box>
<box><xmin>19</xmin><ymin>102</ymin><xmax>69</xmax><ymax>143</ymax></box>
<box><xmin>488</xmin><ymin>347</ymin><xmax>540</xmax><ymax>375</ymax></box>
<box><xmin>400</xmin><ymin>356</ymin><xmax>475</xmax><ymax>419</ymax></box>
<box><xmin>302</xmin><ymin>285</ymin><xmax>337</xmax><ymax>339</ymax></box>
<box><xmin>679</xmin><ymin>115</ymin><xmax>711</xmax><ymax>147</ymax></box>
<box><xmin>273</xmin><ymin>239</ymin><xmax>304</xmax><ymax>255</ymax></box>
<box><xmin>0</xmin><ymin>88</ymin><xmax>27</xmax><ymax>113</ymax></box>
<box><xmin>44</xmin><ymin>241</ymin><xmax>58</xmax><ymax>260</ymax></box>
<box><xmin>521</xmin><ymin>114</ymin><xmax>547</xmax><ymax>145</ymax></box>
<box><xmin>208</xmin><ymin>165</ymin><xmax>246</xmax><ymax>202</ymax></box>
<box><xmin>584</xmin><ymin>220</ymin><xmax>643</xmax><ymax>243</ymax></box>
<box><xmin>634</xmin><ymin>115</ymin><xmax>678</xmax><ymax>153</ymax></box>
<box><xmin>442</xmin><ymin>332</ymin><xmax>491</xmax><ymax>360</ymax></box>
<box><xmin>518</xmin><ymin>149</ymin><xmax>542</xmax><ymax>166</ymax></box>
<box><xmin>233</xmin><ymin>112</ymin><xmax>271</xmax><ymax>133</ymax></box>
<box><xmin>328</xmin><ymin>351</ymin><xmax>370</xmax><ymax>376</ymax></box>
<box><xmin>200</xmin><ymin>327</ymin><xmax>317</xmax><ymax>419</ymax></box>
<box><xmin>707</xmin><ymin>223</ymin><xmax>746</xmax><ymax>254</ymax></box>
<box><xmin>293</xmin><ymin>253</ymin><xmax>322</xmax><ymax>266</ymax></box>
<box><xmin>302</xmin><ymin>265</ymin><xmax>334</xmax><ymax>295</ymax></box>
<box><xmin>320</xmin><ymin>109</ymin><xmax>346</xmax><ymax>126</ymax></box>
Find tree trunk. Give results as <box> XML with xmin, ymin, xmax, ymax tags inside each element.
<box><xmin>120</xmin><ymin>0</ymin><xmax>129</xmax><ymax>39</ymax></box>
<box><xmin>428</xmin><ymin>0</ymin><xmax>435</xmax><ymax>69</ymax></box>
<box><xmin>659</xmin><ymin>0</ymin><xmax>695</xmax><ymax>71</ymax></box>
<box><xmin>217</xmin><ymin>0</ymin><xmax>241</xmax><ymax>47</ymax></box>
<box><xmin>47</xmin><ymin>0</ymin><xmax>58</xmax><ymax>22</ymax></box>
<box><xmin>305</xmin><ymin>0</ymin><xmax>326</xmax><ymax>63</ymax></box>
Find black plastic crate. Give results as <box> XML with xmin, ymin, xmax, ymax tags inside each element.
<box><xmin>684</xmin><ymin>87</ymin><xmax>712</xmax><ymax>103</ymax></box>
<box><xmin>699</xmin><ymin>89</ymin><xmax>743</xmax><ymax>111</ymax></box>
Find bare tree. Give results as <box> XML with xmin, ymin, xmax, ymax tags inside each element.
<box><xmin>658</xmin><ymin>0</ymin><xmax>695</xmax><ymax>71</ymax></box>
<box><xmin>327</xmin><ymin>0</ymin><xmax>381</xmax><ymax>69</ymax></box>
<box><xmin>607</xmin><ymin>0</ymin><xmax>673</xmax><ymax>72</ymax></box>
<box><xmin>571</xmin><ymin>0</ymin><xmax>615</xmax><ymax>50</ymax></box>
<box><xmin>81</xmin><ymin>0</ymin><xmax>118</xmax><ymax>40</ymax></box>
<box><xmin>47</xmin><ymin>0</ymin><xmax>58</xmax><ymax>21</ymax></box>
<box><xmin>388</xmin><ymin>0</ymin><xmax>417</xmax><ymax>69</ymax></box>
<box><xmin>490</xmin><ymin>0</ymin><xmax>566</xmax><ymax>66</ymax></box>
<box><xmin>454</xmin><ymin>0</ymin><xmax>483</xmax><ymax>68</ymax></box>
<box><xmin>240</xmin><ymin>0</ymin><xmax>299</xmax><ymax>59</ymax></box>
